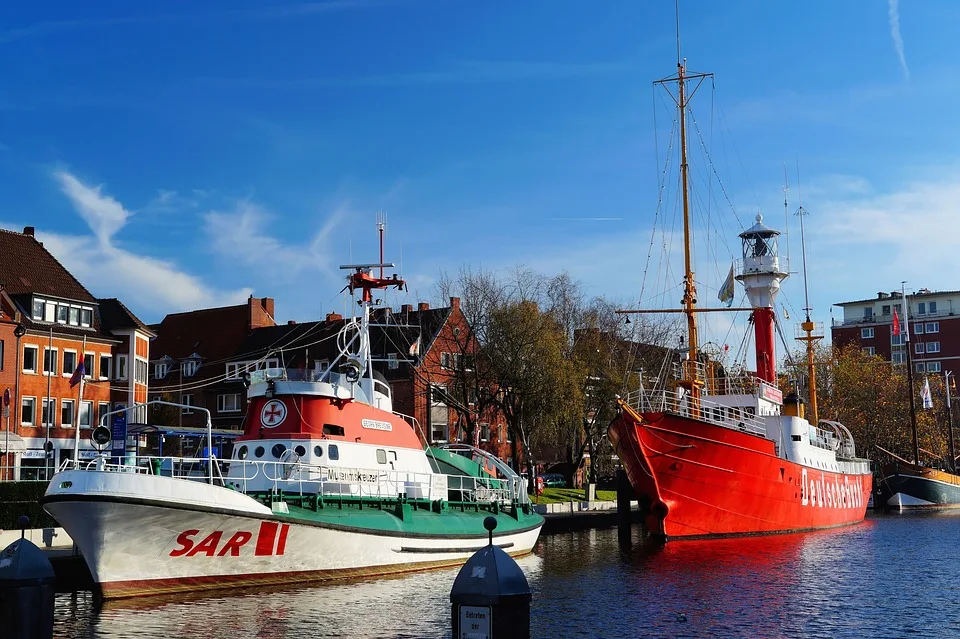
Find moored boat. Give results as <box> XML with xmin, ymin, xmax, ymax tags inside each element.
<box><xmin>42</xmin><ymin>257</ymin><xmax>542</xmax><ymax>598</ymax></box>
<box><xmin>608</xmin><ymin>46</ymin><xmax>872</xmax><ymax>540</ymax></box>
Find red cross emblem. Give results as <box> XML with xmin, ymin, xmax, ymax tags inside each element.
<box><xmin>261</xmin><ymin>400</ymin><xmax>287</xmax><ymax>428</ymax></box>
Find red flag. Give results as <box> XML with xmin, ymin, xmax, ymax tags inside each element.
<box><xmin>892</xmin><ymin>309</ymin><xmax>901</xmax><ymax>337</ymax></box>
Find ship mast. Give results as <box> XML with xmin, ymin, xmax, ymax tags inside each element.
<box><xmin>902</xmin><ymin>282</ymin><xmax>921</xmax><ymax>464</ymax></box>
<box><xmin>795</xmin><ymin>204</ymin><xmax>821</xmax><ymax>425</ymax></box>
<box><xmin>677</xmin><ymin>58</ymin><xmax>700</xmax><ymax>397</ymax></box>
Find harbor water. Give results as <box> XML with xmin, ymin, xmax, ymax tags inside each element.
<box><xmin>54</xmin><ymin>512</ymin><xmax>960</xmax><ymax>638</ymax></box>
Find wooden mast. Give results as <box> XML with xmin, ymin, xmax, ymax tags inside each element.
<box><xmin>677</xmin><ymin>59</ymin><xmax>700</xmax><ymax>405</ymax></box>
<box><xmin>795</xmin><ymin>204</ymin><xmax>821</xmax><ymax>425</ymax></box>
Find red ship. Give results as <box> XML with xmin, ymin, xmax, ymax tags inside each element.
<box><xmin>608</xmin><ymin>57</ymin><xmax>872</xmax><ymax>540</ymax></box>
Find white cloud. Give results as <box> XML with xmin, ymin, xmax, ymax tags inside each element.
<box><xmin>203</xmin><ymin>199</ymin><xmax>346</xmax><ymax>278</ymax></box>
<box><xmin>45</xmin><ymin>170</ymin><xmax>252</xmax><ymax>316</ymax></box>
<box><xmin>888</xmin><ymin>0</ymin><xmax>909</xmax><ymax>79</ymax></box>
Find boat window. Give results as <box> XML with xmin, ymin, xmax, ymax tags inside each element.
<box><xmin>314</xmin><ymin>445</ymin><xmax>323</xmax><ymax>458</ymax></box>
<box><xmin>323</xmin><ymin>423</ymin><xmax>345</xmax><ymax>437</ymax></box>
<box><xmin>271</xmin><ymin>443</ymin><xmax>286</xmax><ymax>458</ymax></box>
<box><xmin>376</xmin><ymin>449</ymin><xmax>387</xmax><ymax>464</ymax></box>
<box><xmin>329</xmin><ymin>444</ymin><xmax>340</xmax><ymax>461</ymax></box>
<box><xmin>295</xmin><ymin>445</ymin><xmax>306</xmax><ymax>457</ymax></box>
<box><xmin>374</xmin><ymin>380</ymin><xmax>391</xmax><ymax>397</ymax></box>
<box><xmin>237</xmin><ymin>445</ymin><xmax>248</xmax><ymax>459</ymax></box>
<box><xmin>791</xmin><ymin>435</ymin><xmax>802</xmax><ymax>442</ymax></box>
<box><xmin>255</xmin><ymin>446</ymin><xmax>265</xmax><ymax>458</ymax></box>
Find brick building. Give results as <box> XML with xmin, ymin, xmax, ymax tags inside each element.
<box><xmin>0</xmin><ymin>227</ymin><xmax>151</xmax><ymax>479</ymax></box>
<box><xmin>833</xmin><ymin>288</ymin><xmax>960</xmax><ymax>374</ymax></box>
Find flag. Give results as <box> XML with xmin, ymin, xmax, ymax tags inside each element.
<box><xmin>69</xmin><ymin>362</ymin><xmax>85</xmax><ymax>388</ymax></box>
<box><xmin>892</xmin><ymin>309</ymin><xmax>900</xmax><ymax>337</ymax></box>
<box><xmin>408</xmin><ymin>335</ymin><xmax>421</xmax><ymax>357</ymax></box>
<box><xmin>921</xmin><ymin>376</ymin><xmax>934</xmax><ymax>410</ymax></box>
<box><xmin>718</xmin><ymin>262</ymin><xmax>735</xmax><ymax>307</ymax></box>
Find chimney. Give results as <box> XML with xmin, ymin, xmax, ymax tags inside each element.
<box><xmin>418</xmin><ymin>302</ymin><xmax>430</xmax><ymax>312</ymax></box>
<box><xmin>449</xmin><ymin>296</ymin><xmax>461</xmax><ymax>311</ymax></box>
<box><xmin>248</xmin><ymin>296</ymin><xmax>276</xmax><ymax>329</ymax></box>
<box><xmin>23</xmin><ymin>226</ymin><xmax>34</xmax><ymax>237</ymax></box>
<box><xmin>878</xmin><ymin>292</ymin><xmax>889</xmax><ymax>299</ymax></box>
<box><xmin>326</xmin><ymin>312</ymin><xmax>343</xmax><ymax>322</ymax></box>
<box><xmin>401</xmin><ymin>304</ymin><xmax>413</xmax><ymax>313</ymax></box>
<box><xmin>261</xmin><ymin>297</ymin><xmax>275</xmax><ymax>318</ymax></box>
<box><xmin>287</xmin><ymin>320</ymin><xmax>297</xmax><ymax>325</ymax></box>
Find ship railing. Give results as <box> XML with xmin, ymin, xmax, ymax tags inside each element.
<box><xmin>248</xmin><ymin>368</ymin><xmax>351</xmax><ymax>385</ymax></box>
<box><xmin>624</xmin><ymin>389</ymin><xmax>767</xmax><ymax>437</ymax></box>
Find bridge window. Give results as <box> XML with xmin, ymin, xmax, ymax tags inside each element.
<box><xmin>376</xmin><ymin>449</ymin><xmax>387</xmax><ymax>464</ymax></box>
<box><xmin>323</xmin><ymin>423</ymin><xmax>345</xmax><ymax>437</ymax></box>
<box><xmin>329</xmin><ymin>445</ymin><xmax>340</xmax><ymax>461</ymax></box>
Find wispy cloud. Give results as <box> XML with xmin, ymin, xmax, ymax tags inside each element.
<box><xmin>888</xmin><ymin>0</ymin><xmax>909</xmax><ymax>79</ymax></box>
<box><xmin>41</xmin><ymin>170</ymin><xmax>252</xmax><ymax>316</ymax></box>
<box><xmin>203</xmin><ymin>200</ymin><xmax>346</xmax><ymax>278</ymax></box>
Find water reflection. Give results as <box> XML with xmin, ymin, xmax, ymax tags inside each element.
<box><xmin>55</xmin><ymin>515</ymin><xmax>960</xmax><ymax>638</ymax></box>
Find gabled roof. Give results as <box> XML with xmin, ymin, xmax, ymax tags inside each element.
<box><xmin>0</xmin><ymin>228</ymin><xmax>96</xmax><ymax>302</ymax></box>
<box><xmin>97</xmin><ymin>298</ymin><xmax>155</xmax><ymax>336</ymax></box>
<box><xmin>150</xmin><ymin>303</ymin><xmax>257</xmax><ymax>382</ymax></box>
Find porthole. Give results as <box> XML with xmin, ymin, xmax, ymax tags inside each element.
<box><xmin>314</xmin><ymin>445</ymin><xmax>323</xmax><ymax>457</ymax></box>
<box><xmin>295</xmin><ymin>445</ymin><xmax>306</xmax><ymax>457</ymax></box>
<box><xmin>238</xmin><ymin>445</ymin><xmax>248</xmax><ymax>459</ymax></box>
<box><xmin>255</xmin><ymin>446</ymin><xmax>265</xmax><ymax>458</ymax></box>
<box><xmin>272</xmin><ymin>443</ymin><xmax>286</xmax><ymax>458</ymax></box>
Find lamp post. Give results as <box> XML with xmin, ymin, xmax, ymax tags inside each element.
<box><xmin>12</xmin><ymin>323</ymin><xmax>25</xmax><ymax>481</ymax></box>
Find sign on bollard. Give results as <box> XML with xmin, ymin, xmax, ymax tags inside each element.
<box><xmin>450</xmin><ymin>517</ymin><xmax>531</xmax><ymax>639</ymax></box>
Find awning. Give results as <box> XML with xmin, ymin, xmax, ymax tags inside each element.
<box><xmin>0</xmin><ymin>432</ymin><xmax>27</xmax><ymax>454</ymax></box>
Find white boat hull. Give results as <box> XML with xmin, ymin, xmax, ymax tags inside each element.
<box><xmin>43</xmin><ymin>470</ymin><xmax>542</xmax><ymax>598</ymax></box>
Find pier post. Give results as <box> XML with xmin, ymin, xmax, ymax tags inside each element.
<box><xmin>616</xmin><ymin>468</ymin><xmax>634</xmax><ymax>549</ymax></box>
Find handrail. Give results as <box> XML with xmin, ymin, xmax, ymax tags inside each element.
<box><xmin>625</xmin><ymin>388</ymin><xmax>768</xmax><ymax>436</ymax></box>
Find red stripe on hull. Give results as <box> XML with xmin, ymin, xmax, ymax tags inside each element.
<box><xmin>609</xmin><ymin>411</ymin><xmax>872</xmax><ymax>539</ymax></box>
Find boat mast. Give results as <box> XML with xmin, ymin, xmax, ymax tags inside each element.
<box><xmin>902</xmin><ymin>282</ymin><xmax>920</xmax><ymax>464</ymax></box>
<box><xmin>678</xmin><ymin>58</ymin><xmax>700</xmax><ymax>385</ymax></box>
<box><xmin>795</xmin><ymin>200</ymin><xmax>822</xmax><ymax>425</ymax></box>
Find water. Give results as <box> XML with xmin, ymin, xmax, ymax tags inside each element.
<box><xmin>54</xmin><ymin>512</ymin><xmax>960</xmax><ymax>638</ymax></box>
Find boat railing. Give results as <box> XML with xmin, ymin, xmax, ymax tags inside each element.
<box><xmin>69</xmin><ymin>454</ymin><xmax>523</xmax><ymax>506</ymax></box>
<box><xmin>248</xmin><ymin>368</ymin><xmax>352</xmax><ymax>385</ymax></box>
<box><xmin>624</xmin><ymin>388</ymin><xmax>767</xmax><ymax>437</ymax></box>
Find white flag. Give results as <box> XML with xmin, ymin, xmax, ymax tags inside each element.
<box><xmin>408</xmin><ymin>335</ymin><xmax>421</xmax><ymax>357</ymax></box>
<box><xmin>921</xmin><ymin>376</ymin><xmax>934</xmax><ymax>410</ymax></box>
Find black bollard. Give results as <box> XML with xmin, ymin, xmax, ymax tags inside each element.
<box><xmin>617</xmin><ymin>468</ymin><xmax>634</xmax><ymax>549</ymax></box>
<box><xmin>451</xmin><ymin>516</ymin><xmax>531</xmax><ymax>639</ymax></box>
<box><xmin>0</xmin><ymin>516</ymin><xmax>56</xmax><ymax>639</ymax></box>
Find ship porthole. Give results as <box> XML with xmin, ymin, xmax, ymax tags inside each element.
<box><xmin>295</xmin><ymin>445</ymin><xmax>306</xmax><ymax>457</ymax></box>
<box><xmin>314</xmin><ymin>445</ymin><xmax>323</xmax><ymax>458</ymax></box>
<box><xmin>255</xmin><ymin>446</ymin><xmax>265</xmax><ymax>458</ymax></box>
<box><xmin>272</xmin><ymin>443</ymin><xmax>286</xmax><ymax>458</ymax></box>
<box><xmin>238</xmin><ymin>445</ymin><xmax>248</xmax><ymax>460</ymax></box>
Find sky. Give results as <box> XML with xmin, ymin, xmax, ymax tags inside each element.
<box><xmin>1</xmin><ymin>0</ymin><xmax>959</xmax><ymax>356</ymax></box>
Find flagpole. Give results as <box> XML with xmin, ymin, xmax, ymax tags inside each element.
<box><xmin>902</xmin><ymin>282</ymin><xmax>920</xmax><ymax>465</ymax></box>
<box><xmin>73</xmin><ymin>335</ymin><xmax>87</xmax><ymax>467</ymax></box>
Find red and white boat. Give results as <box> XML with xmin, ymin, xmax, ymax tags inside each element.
<box><xmin>608</xmin><ymin>56</ymin><xmax>872</xmax><ymax>540</ymax></box>
<box><xmin>43</xmin><ymin>259</ymin><xmax>542</xmax><ymax>598</ymax></box>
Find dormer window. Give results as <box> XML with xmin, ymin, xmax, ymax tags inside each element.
<box><xmin>155</xmin><ymin>363</ymin><xmax>169</xmax><ymax>379</ymax></box>
<box><xmin>57</xmin><ymin>305</ymin><xmax>68</xmax><ymax>324</ymax></box>
<box><xmin>69</xmin><ymin>307</ymin><xmax>79</xmax><ymax>324</ymax></box>
<box><xmin>80</xmin><ymin>308</ymin><xmax>92</xmax><ymax>327</ymax></box>
<box><xmin>183</xmin><ymin>360</ymin><xmax>199</xmax><ymax>377</ymax></box>
<box><xmin>32</xmin><ymin>299</ymin><xmax>43</xmax><ymax>320</ymax></box>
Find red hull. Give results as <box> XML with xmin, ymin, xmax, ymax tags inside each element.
<box><xmin>609</xmin><ymin>411</ymin><xmax>872</xmax><ymax>539</ymax></box>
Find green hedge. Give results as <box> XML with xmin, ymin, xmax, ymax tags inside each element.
<box><xmin>0</xmin><ymin>481</ymin><xmax>56</xmax><ymax>530</ymax></box>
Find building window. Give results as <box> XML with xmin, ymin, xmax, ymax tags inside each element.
<box><xmin>388</xmin><ymin>353</ymin><xmax>399</xmax><ymax>370</ymax></box>
<box><xmin>21</xmin><ymin>397</ymin><xmax>36</xmax><ymax>425</ymax></box>
<box><xmin>43</xmin><ymin>348</ymin><xmax>58</xmax><ymax>376</ymax></box>
<box><xmin>155</xmin><ymin>362</ymin><xmax>168</xmax><ymax>379</ymax></box>
<box><xmin>480</xmin><ymin>422</ymin><xmax>491</xmax><ymax>442</ymax></box>
<box><xmin>918</xmin><ymin>302</ymin><xmax>926</xmax><ymax>315</ymax></box>
<box><xmin>45</xmin><ymin>302</ymin><xmax>56</xmax><ymax>322</ymax></box>
<box><xmin>32</xmin><ymin>298</ymin><xmax>43</xmax><ymax>320</ymax></box>
<box><xmin>83</xmin><ymin>353</ymin><xmax>94</xmax><ymax>378</ymax></box>
<box><xmin>183</xmin><ymin>360</ymin><xmax>199</xmax><ymax>377</ymax></box>
<box><xmin>218</xmin><ymin>393</ymin><xmax>242</xmax><ymax>413</ymax></box>
<box><xmin>182</xmin><ymin>394</ymin><xmax>194</xmax><ymax>414</ymax></box>
<box><xmin>100</xmin><ymin>355</ymin><xmax>112</xmax><ymax>380</ymax></box>
<box><xmin>135</xmin><ymin>358</ymin><xmax>148</xmax><ymax>385</ymax></box>
<box><xmin>116</xmin><ymin>355</ymin><xmax>128</xmax><ymax>380</ymax></box>
<box><xmin>915</xmin><ymin>343</ymin><xmax>925</xmax><ymax>355</ymax></box>
<box><xmin>930</xmin><ymin>301</ymin><xmax>938</xmax><ymax>314</ymax></box>
<box><xmin>926</xmin><ymin>322</ymin><xmax>940</xmax><ymax>334</ymax></box>
<box><xmin>927</xmin><ymin>342</ymin><xmax>941</xmax><ymax>353</ymax></box>
<box><xmin>440</xmin><ymin>352</ymin><xmax>451</xmax><ymax>368</ymax></box>
<box><xmin>915</xmin><ymin>363</ymin><xmax>926</xmax><ymax>373</ymax></box>
<box><xmin>226</xmin><ymin>363</ymin><xmax>241</xmax><ymax>379</ymax></box>
<box><xmin>314</xmin><ymin>359</ymin><xmax>329</xmax><ymax>374</ymax></box>
<box><xmin>80</xmin><ymin>308</ymin><xmax>92</xmax><ymax>327</ymax></box>
<box><xmin>57</xmin><ymin>305</ymin><xmax>68</xmax><ymax>324</ymax></box>
<box><xmin>61</xmin><ymin>399</ymin><xmax>75</xmax><ymax>427</ymax></box>
<box><xmin>914</xmin><ymin>323</ymin><xmax>924</xmax><ymax>335</ymax></box>
<box><xmin>67</xmin><ymin>307</ymin><xmax>79</xmax><ymax>325</ymax></box>
<box><xmin>861</xmin><ymin>328</ymin><xmax>874</xmax><ymax>339</ymax></box>
<box><xmin>98</xmin><ymin>402</ymin><xmax>110</xmax><ymax>426</ymax></box>
<box><xmin>63</xmin><ymin>350</ymin><xmax>78</xmax><ymax>376</ymax></box>
<box><xmin>79</xmin><ymin>401</ymin><xmax>93</xmax><ymax>428</ymax></box>
<box><xmin>430</xmin><ymin>384</ymin><xmax>448</xmax><ymax>443</ymax></box>
<box><xmin>927</xmin><ymin>361</ymin><xmax>942</xmax><ymax>373</ymax></box>
<box><xmin>891</xmin><ymin>335</ymin><xmax>904</xmax><ymax>346</ymax></box>
<box><xmin>23</xmin><ymin>345</ymin><xmax>38</xmax><ymax>373</ymax></box>
<box><xmin>892</xmin><ymin>352</ymin><xmax>907</xmax><ymax>364</ymax></box>
<box><xmin>862</xmin><ymin>347</ymin><xmax>875</xmax><ymax>356</ymax></box>
<box><xmin>863</xmin><ymin>308</ymin><xmax>873</xmax><ymax>319</ymax></box>
<box><xmin>882</xmin><ymin>304</ymin><xmax>891</xmax><ymax>315</ymax></box>
<box><xmin>42</xmin><ymin>398</ymin><xmax>56</xmax><ymax>427</ymax></box>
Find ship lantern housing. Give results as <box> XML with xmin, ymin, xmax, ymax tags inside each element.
<box><xmin>736</xmin><ymin>213</ymin><xmax>789</xmax><ymax>309</ymax></box>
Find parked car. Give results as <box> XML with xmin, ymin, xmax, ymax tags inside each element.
<box><xmin>540</xmin><ymin>473</ymin><xmax>566</xmax><ymax>488</ymax></box>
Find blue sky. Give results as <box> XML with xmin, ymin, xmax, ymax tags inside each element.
<box><xmin>1</xmin><ymin>1</ymin><xmax>958</xmax><ymax>353</ymax></box>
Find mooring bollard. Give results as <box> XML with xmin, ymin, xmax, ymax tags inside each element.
<box><xmin>0</xmin><ymin>515</ymin><xmax>56</xmax><ymax>639</ymax></box>
<box><xmin>450</xmin><ymin>516</ymin><xmax>531</xmax><ymax>639</ymax></box>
